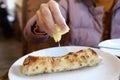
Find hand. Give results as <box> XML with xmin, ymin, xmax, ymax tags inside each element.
<box><xmin>36</xmin><ymin>0</ymin><xmax>67</xmax><ymax>36</ymax></box>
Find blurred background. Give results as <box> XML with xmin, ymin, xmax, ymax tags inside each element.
<box><xmin>0</xmin><ymin>0</ymin><xmax>23</xmax><ymax>77</ymax></box>
<box><xmin>0</xmin><ymin>0</ymin><xmax>50</xmax><ymax>78</ymax></box>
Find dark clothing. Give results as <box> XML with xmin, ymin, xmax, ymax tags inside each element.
<box><xmin>0</xmin><ymin>2</ymin><xmax>7</xmax><ymax>18</ymax></box>
<box><xmin>0</xmin><ymin>1</ymin><xmax>13</xmax><ymax>38</ymax></box>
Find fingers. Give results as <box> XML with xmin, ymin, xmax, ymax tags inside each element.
<box><xmin>36</xmin><ymin>10</ymin><xmax>44</xmax><ymax>32</ymax></box>
<box><xmin>48</xmin><ymin>0</ymin><xmax>67</xmax><ymax>31</ymax></box>
<box><xmin>36</xmin><ymin>3</ymin><xmax>54</xmax><ymax>35</ymax></box>
<box><xmin>36</xmin><ymin>0</ymin><xmax>67</xmax><ymax>36</ymax></box>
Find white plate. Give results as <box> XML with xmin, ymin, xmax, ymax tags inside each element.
<box><xmin>99</xmin><ymin>39</ymin><xmax>120</xmax><ymax>56</ymax></box>
<box><xmin>8</xmin><ymin>46</ymin><xmax>120</xmax><ymax>80</ymax></box>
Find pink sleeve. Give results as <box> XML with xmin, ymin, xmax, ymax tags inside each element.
<box><xmin>58</xmin><ymin>0</ymin><xmax>68</xmax><ymax>21</ymax></box>
<box><xmin>23</xmin><ymin>15</ymin><xmax>50</xmax><ymax>44</ymax></box>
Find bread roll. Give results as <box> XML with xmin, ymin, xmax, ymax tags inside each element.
<box><xmin>21</xmin><ymin>48</ymin><xmax>102</xmax><ymax>76</ymax></box>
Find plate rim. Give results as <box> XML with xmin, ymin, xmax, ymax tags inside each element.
<box><xmin>8</xmin><ymin>46</ymin><xmax>120</xmax><ymax>80</ymax></box>
<box><xmin>98</xmin><ymin>39</ymin><xmax>120</xmax><ymax>56</ymax></box>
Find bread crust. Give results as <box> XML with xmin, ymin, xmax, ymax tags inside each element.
<box><xmin>21</xmin><ymin>48</ymin><xmax>102</xmax><ymax>76</ymax></box>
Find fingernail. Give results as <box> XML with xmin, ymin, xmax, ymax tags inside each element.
<box><xmin>50</xmin><ymin>28</ymin><xmax>55</xmax><ymax>35</ymax></box>
<box><xmin>60</xmin><ymin>24</ymin><xmax>67</xmax><ymax>31</ymax></box>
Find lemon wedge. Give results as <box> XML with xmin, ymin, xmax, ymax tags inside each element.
<box><xmin>52</xmin><ymin>24</ymin><xmax>70</xmax><ymax>42</ymax></box>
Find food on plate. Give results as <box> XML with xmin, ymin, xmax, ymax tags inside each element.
<box><xmin>52</xmin><ymin>24</ymin><xmax>70</xmax><ymax>42</ymax></box>
<box><xmin>21</xmin><ymin>48</ymin><xmax>102</xmax><ymax>76</ymax></box>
